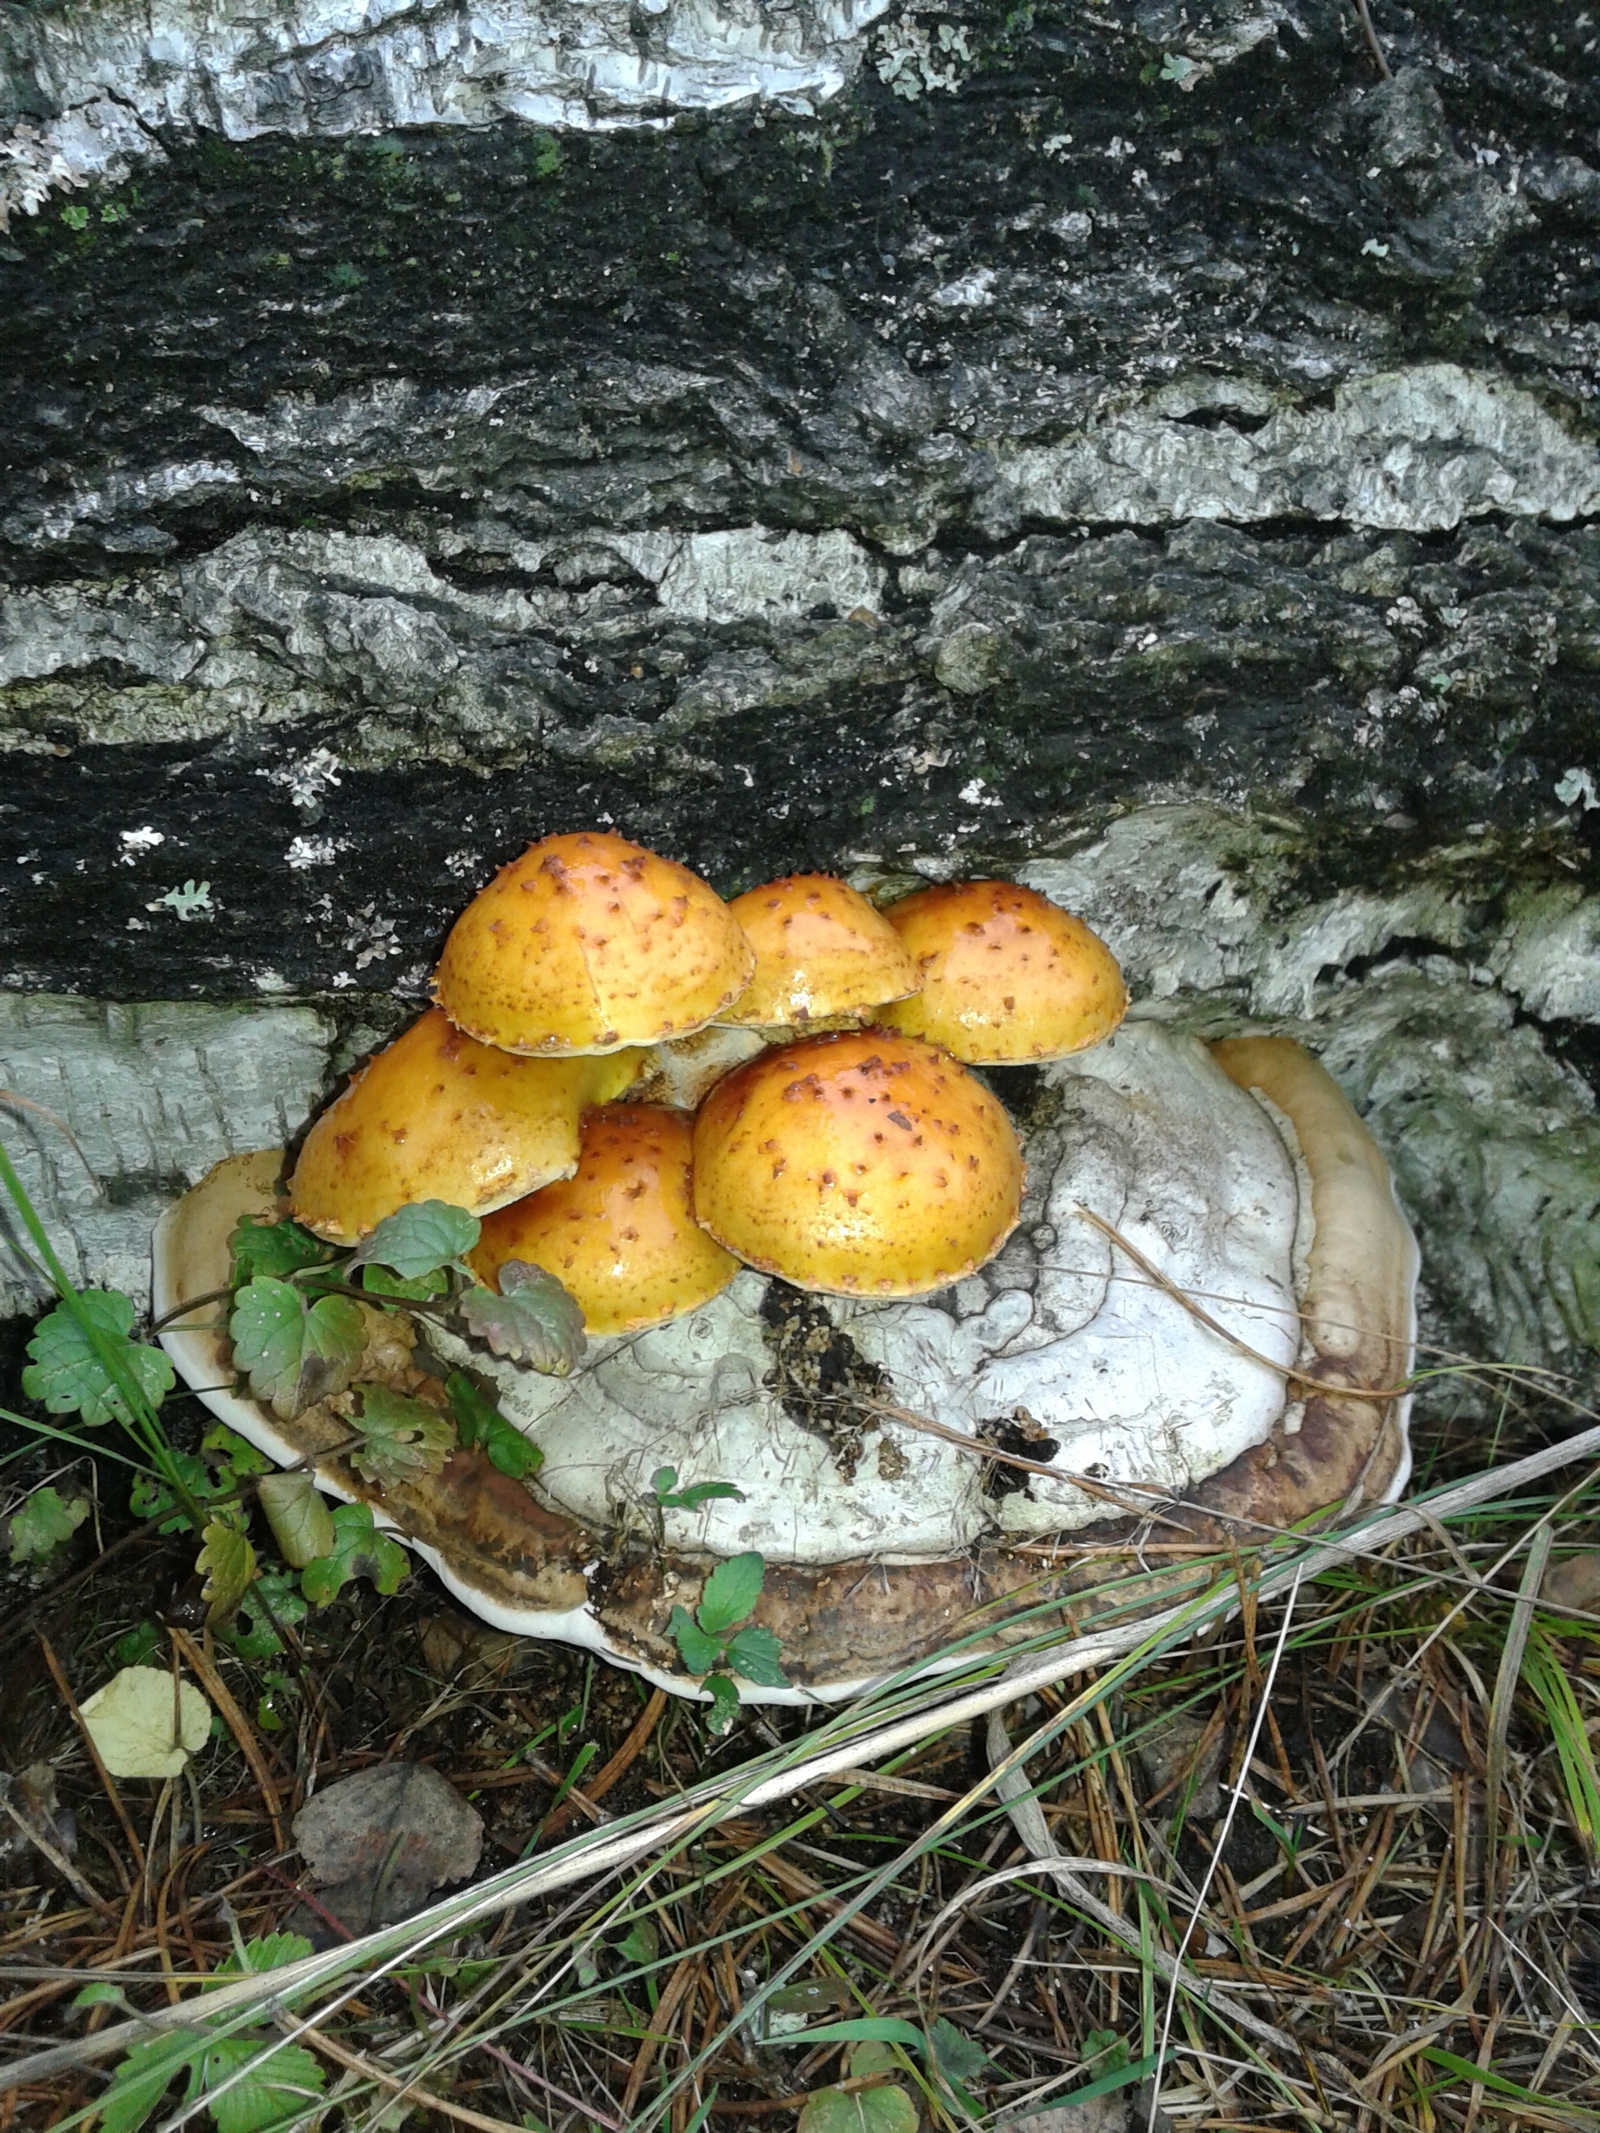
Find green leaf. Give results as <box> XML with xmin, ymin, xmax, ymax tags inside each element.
<box><xmin>652</xmin><ymin>1466</ymin><xmax>745</xmax><ymax>1512</ymax></box>
<box><xmin>229</xmin><ymin>1281</ymin><xmax>365</xmax><ymax>1420</ymax></box>
<box><xmin>114</xmin><ymin>1619</ymin><xmax>161</xmax><ymax>1668</ymax></box>
<box><xmin>299</xmin><ymin>1501</ymin><xmax>407</xmax><ymax>1607</ymax></box>
<box><xmin>8</xmin><ymin>1483</ymin><xmax>90</xmax><ymax>1564</ymax></box>
<box><xmin>457</xmin><ymin>1262</ymin><xmax>585</xmax><ymax>1374</ymax></box>
<box><xmin>445</xmin><ymin>1371</ymin><xmax>541</xmax><ymax>1479</ymax></box>
<box><xmin>210</xmin><ymin>1932</ymin><xmax>315</xmax><ymax>1981</ymax></box>
<box><xmin>348</xmin><ymin>1385</ymin><xmax>456</xmax><ymax>1489</ymax></box>
<box><xmin>616</xmin><ymin>1920</ymin><xmax>658</xmax><ymax>1967</ymax></box>
<box><xmin>186</xmin><ymin>2036</ymin><xmax>326</xmax><ymax>2133</ymax></box>
<box><xmin>257</xmin><ymin>1470</ymin><xmax>336</xmax><ymax>1567</ymax></box>
<box><xmin>703</xmin><ymin>1673</ymin><xmax>741</xmax><ymax>1735</ymax></box>
<box><xmin>926</xmin><ymin>2017</ymin><xmax>991</xmax><ymax>2116</ymax></box>
<box><xmin>97</xmin><ymin>2029</ymin><xmax>203</xmax><ymax>2133</ymax></box>
<box><xmin>221</xmin><ymin>1574</ymin><xmax>307</xmax><ymax>1663</ymax></box>
<box><xmin>668</xmin><ymin>1604</ymin><xmax>723</xmax><ymax>1678</ymax></box>
<box><xmin>847</xmin><ymin>2044</ymin><xmax>899</xmax><ymax>2079</ymax></box>
<box><xmin>361</xmin><ymin>1262</ymin><xmax>448</xmax><ymax>1300</ymax></box>
<box><xmin>197</xmin><ymin>1519</ymin><xmax>256</xmax><ymax>1626</ymax></box>
<box><xmin>22</xmin><ymin>1291</ymin><xmax>174</xmax><ymax>1427</ymax></box>
<box><xmin>697</xmin><ymin>1551</ymin><xmax>764</xmax><ymax>1636</ymax></box>
<box><xmin>131</xmin><ymin>1451</ymin><xmax>219</xmax><ymax>1533</ymax></box>
<box><xmin>1046</xmin><ymin>2051</ymin><xmax>1160</xmax><ymax>2109</ymax></box>
<box><xmin>798</xmin><ymin>2084</ymin><xmax>918</xmax><ymax>2133</ymax></box>
<box><xmin>723</xmin><ymin>1623</ymin><xmax>786</xmax><ymax>1688</ymax></box>
<box><xmin>73</xmin><ymin>1980</ymin><xmax>130</xmax><ymax>2012</ymax></box>
<box><xmin>227</xmin><ymin>1215</ymin><xmax>332</xmax><ymax>1287</ymax></box>
<box><xmin>349</xmin><ymin>1200</ymin><xmax>479</xmax><ymax>1281</ymax></box>
<box><xmin>770</xmin><ymin>2020</ymin><xmax>926</xmax><ymax>2052</ymax></box>
<box><xmin>201</xmin><ymin>1423</ymin><xmax>272</xmax><ymax>1477</ymax></box>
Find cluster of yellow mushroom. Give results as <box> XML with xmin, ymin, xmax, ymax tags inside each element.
<box><xmin>288</xmin><ymin>832</ymin><xmax>1128</xmax><ymax>1333</ymax></box>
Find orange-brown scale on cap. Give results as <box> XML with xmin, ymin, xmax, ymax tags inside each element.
<box><xmin>691</xmin><ymin>1030</ymin><xmax>1024</xmax><ymax>1298</ymax></box>
<box><xmin>878</xmin><ymin>880</ymin><xmax>1128</xmax><ymax>1064</ymax></box>
<box><xmin>433</xmin><ymin>831</ymin><xmax>755</xmax><ymax>1057</ymax></box>
<box><xmin>721</xmin><ymin>873</ymin><xmax>919</xmax><ymax>1030</ymax></box>
<box><xmin>468</xmin><ymin>1104</ymin><xmax>738</xmax><ymax>1336</ymax></box>
<box><xmin>289</xmin><ymin>1008</ymin><xmax>643</xmax><ymax>1243</ymax></box>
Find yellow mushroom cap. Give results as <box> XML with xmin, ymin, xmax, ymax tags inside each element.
<box><xmin>877</xmin><ymin>881</ymin><xmax>1128</xmax><ymax>1063</ymax></box>
<box><xmin>691</xmin><ymin>1031</ymin><xmax>1024</xmax><ymax>1298</ymax></box>
<box><xmin>721</xmin><ymin>873</ymin><xmax>919</xmax><ymax>1029</ymax></box>
<box><xmin>433</xmin><ymin>831</ymin><xmax>755</xmax><ymax>1056</ymax></box>
<box><xmin>289</xmin><ymin>1008</ymin><xmax>643</xmax><ymax>1243</ymax></box>
<box><xmin>468</xmin><ymin>1105</ymin><xmax>738</xmax><ymax>1336</ymax></box>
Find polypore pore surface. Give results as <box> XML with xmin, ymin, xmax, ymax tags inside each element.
<box><xmin>445</xmin><ymin>1023</ymin><xmax>1303</xmax><ymax>1563</ymax></box>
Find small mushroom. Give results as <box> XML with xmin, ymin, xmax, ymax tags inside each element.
<box><xmin>468</xmin><ymin>1104</ymin><xmax>738</xmax><ymax>1336</ymax></box>
<box><xmin>691</xmin><ymin>1030</ymin><xmax>1024</xmax><ymax>1297</ymax></box>
<box><xmin>720</xmin><ymin>873</ymin><xmax>919</xmax><ymax>1030</ymax></box>
<box><xmin>877</xmin><ymin>880</ymin><xmax>1128</xmax><ymax>1063</ymax></box>
<box><xmin>289</xmin><ymin>1007</ymin><xmax>643</xmax><ymax>1243</ymax></box>
<box><xmin>433</xmin><ymin>831</ymin><xmax>754</xmax><ymax>1056</ymax></box>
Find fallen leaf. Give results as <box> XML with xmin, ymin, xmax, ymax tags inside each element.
<box><xmin>292</xmin><ymin>1762</ymin><xmax>483</xmax><ymax>1938</ymax></box>
<box><xmin>1542</xmin><ymin>1550</ymin><xmax>1600</xmax><ymax>1617</ymax></box>
<box><xmin>79</xmin><ymin>1666</ymin><xmax>211</xmax><ymax>1779</ymax></box>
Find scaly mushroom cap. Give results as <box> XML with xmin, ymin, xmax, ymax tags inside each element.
<box><xmin>721</xmin><ymin>873</ymin><xmax>919</xmax><ymax>1029</ymax></box>
<box><xmin>433</xmin><ymin>831</ymin><xmax>754</xmax><ymax>1056</ymax></box>
<box><xmin>289</xmin><ymin>1008</ymin><xmax>644</xmax><ymax>1242</ymax></box>
<box><xmin>877</xmin><ymin>881</ymin><xmax>1128</xmax><ymax>1063</ymax></box>
<box><xmin>692</xmin><ymin>1030</ymin><xmax>1023</xmax><ymax>1297</ymax></box>
<box><xmin>469</xmin><ymin>1105</ymin><xmax>738</xmax><ymax>1336</ymax></box>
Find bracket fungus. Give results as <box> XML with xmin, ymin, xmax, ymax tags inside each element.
<box><xmin>154</xmin><ymin>839</ymin><xmax>1419</xmax><ymax>1705</ymax></box>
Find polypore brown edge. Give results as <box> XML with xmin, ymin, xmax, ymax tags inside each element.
<box><xmin>153</xmin><ymin>1039</ymin><xmax>1416</xmax><ymax>1700</ymax></box>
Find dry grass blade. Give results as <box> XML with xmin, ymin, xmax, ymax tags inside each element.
<box><xmin>6</xmin><ymin>1409</ymin><xmax>1600</xmax><ymax>2099</ymax></box>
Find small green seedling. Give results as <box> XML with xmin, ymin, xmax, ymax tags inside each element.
<box><xmin>667</xmin><ymin>1551</ymin><xmax>785</xmax><ymax>1732</ymax></box>
<box><xmin>651</xmin><ymin>1465</ymin><xmax>746</xmax><ymax>1513</ymax></box>
<box><xmin>6</xmin><ymin>1483</ymin><xmax>90</xmax><ymax>1567</ymax></box>
<box><xmin>88</xmin><ymin>1932</ymin><xmax>325</xmax><ymax>2132</ymax></box>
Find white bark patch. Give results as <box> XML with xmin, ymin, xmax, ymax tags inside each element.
<box><xmin>991</xmin><ymin>365</ymin><xmax>1600</xmax><ymax>534</ymax></box>
<box><xmin>1</xmin><ymin>0</ymin><xmax>892</xmax><ymax>225</ymax></box>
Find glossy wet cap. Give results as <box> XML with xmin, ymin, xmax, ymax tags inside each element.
<box><xmin>692</xmin><ymin>1030</ymin><xmax>1023</xmax><ymax>1297</ymax></box>
<box><xmin>722</xmin><ymin>873</ymin><xmax>919</xmax><ymax>1029</ymax></box>
<box><xmin>434</xmin><ymin>831</ymin><xmax>755</xmax><ymax>1056</ymax></box>
<box><xmin>877</xmin><ymin>881</ymin><xmax>1128</xmax><ymax>1063</ymax></box>
<box><xmin>289</xmin><ymin>1008</ymin><xmax>643</xmax><ymax>1242</ymax></box>
<box><xmin>469</xmin><ymin>1105</ymin><xmax>738</xmax><ymax>1336</ymax></box>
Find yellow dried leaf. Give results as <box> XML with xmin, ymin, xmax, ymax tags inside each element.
<box><xmin>78</xmin><ymin>1666</ymin><xmax>211</xmax><ymax>1778</ymax></box>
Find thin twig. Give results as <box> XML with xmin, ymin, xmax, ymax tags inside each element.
<box><xmin>1352</xmin><ymin>0</ymin><xmax>1393</xmax><ymax>78</ymax></box>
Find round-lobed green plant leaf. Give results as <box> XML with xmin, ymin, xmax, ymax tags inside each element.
<box><xmin>7</xmin><ymin>1483</ymin><xmax>90</xmax><ymax>1565</ymax></box>
<box><xmin>456</xmin><ymin>1260</ymin><xmax>585</xmax><ymax>1375</ymax></box>
<box><xmin>22</xmin><ymin>1291</ymin><xmax>174</xmax><ymax>1426</ymax></box>
<box><xmin>798</xmin><ymin>2083</ymin><xmax>918</xmax><ymax>2133</ymax></box>
<box><xmin>349</xmin><ymin>1200</ymin><xmax>480</xmax><ymax>1281</ymax></box>
<box><xmin>229</xmin><ymin>1281</ymin><xmax>365</xmax><ymax>1420</ymax></box>
<box><xmin>197</xmin><ymin>1517</ymin><xmax>256</xmax><ymax>1626</ymax></box>
<box><xmin>227</xmin><ymin>1214</ymin><xmax>333</xmax><ymax>1286</ymax></box>
<box><xmin>348</xmin><ymin>1384</ymin><xmax>456</xmax><ymax>1489</ymax></box>
<box><xmin>299</xmin><ymin>1500</ymin><xmax>408</xmax><ymax>1607</ymax></box>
